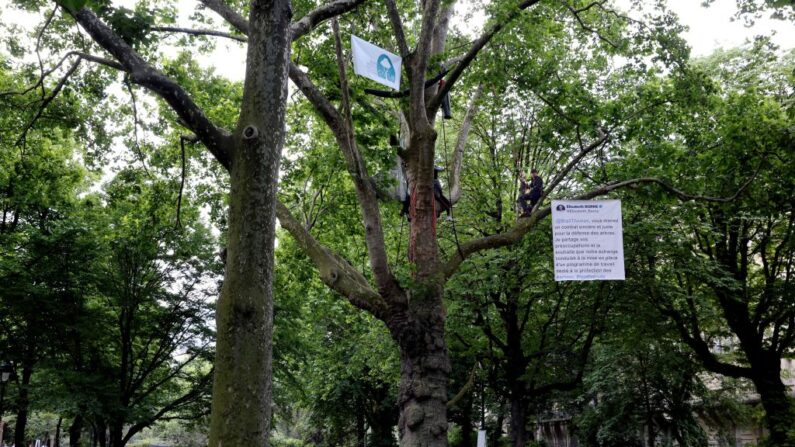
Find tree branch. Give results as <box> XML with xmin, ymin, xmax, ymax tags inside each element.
<box><xmin>71</xmin><ymin>7</ymin><xmax>233</xmax><ymax>169</ymax></box>
<box><xmin>447</xmin><ymin>362</ymin><xmax>478</xmax><ymax>409</ymax></box>
<box><xmin>384</xmin><ymin>0</ymin><xmax>410</xmax><ymax>58</ymax></box>
<box><xmin>442</xmin><ymin>176</ymin><xmax>757</xmax><ymax>278</ymax></box>
<box><xmin>275</xmin><ymin>200</ymin><xmax>389</xmax><ymax>318</ymax></box>
<box><xmin>542</xmin><ymin>129</ymin><xmax>609</xmax><ymax>205</ymax></box>
<box><xmin>655</xmin><ymin>294</ymin><xmax>752</xmax><ymax>379</ymax></box>
<box><xmin>198</xmin><ymin>0</ymin><xmax>249</xmax><ymax>34</ymax></box>
<box><xmin>176</xmin><ymin>135</ymin><xmax>194</xmax><ymax>228</ymax></box>
<box><xmin>198</xmin><ymin>0</ymin><xmax>365</xmax><ymax>43</ymax></box>
<box><xmin>560</xmin><ymin>0</ymin><xmax>619</xmax><ymax>48</ymax></box>
<box><xmin>124</xmin><ymin>78</ymin><xmax>152</xmax><ymax>176</ymax></box>
<box><xmin>149</xmin><ymin>26</ymin><xmax>247</xmax><ymax>42</ymax></box>
<box><xmin>409</xmin><ymin>0</ymin><xmax>442</xmax><ymax>124</ymax></box>
<box><xmin>430</xmin><ymin>0</ymin><xmax>543</xmax><ymax>112</ymax></box>
<box><xmin>431</xmin><ymin>4</ymin><xmax>455</xmax><ymax>58</ymax></box>
<box><xmin>15</xmin><ymin>58</ymin><xmax>81</xmax><ymax>147</ymax></box>
<box><xmin>330</xmin><ymin>19</ymin><xmax>401</xmax><ymax>299</ymax></box>
<box><xmin>122</xmin><ymin>370</ymin><xmax>213</xmax><ymax>444</ymax></box>
<box><xmin>291</xmin><ymin>0</ymin><xmax>367</xmax><ymax>41</ymax></box>
<box><xmin>449</xmin><ymin>84</ymin><xmax>483</xmax><ymax>204</ymax></box>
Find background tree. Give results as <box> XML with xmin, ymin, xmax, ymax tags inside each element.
<box><xmin>0</xmin><ymin>58</ymin><xmax>91</xmax><ymax>445</ymax></box>
<box><xmin>615</xmin><ymin>43</ymin><xmax>795</xmax><ymax>446</ymax></box>
<box><xmin>269</xmin><ymin>1</ymin><xmax>697</xmax><ymax>443</ymax></box>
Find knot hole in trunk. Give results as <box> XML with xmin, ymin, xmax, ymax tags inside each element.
<box><xmin>243</xmin><ymin>125</ymin><xmax>259</xmax><ymax>140</ymax></box>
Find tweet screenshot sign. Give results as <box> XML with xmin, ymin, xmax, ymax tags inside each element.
<box><xmin>551</xmin><ymin>200</ymin><xmax>625</xmax><ymax>281</ymax></box>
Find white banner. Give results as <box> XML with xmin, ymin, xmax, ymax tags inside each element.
<box><xmin>552</xmin><ymin>200</ymin><xmax>625</xmax><ymax>281</ymax></box>
<box><xmin>351</xmin><ymin>35</ymin><xmax>402</xmax><ymax>90</ymax></box>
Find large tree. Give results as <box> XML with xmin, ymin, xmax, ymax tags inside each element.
<box><xmin>3</xmin><ymin>0</ymin><xmax>364</xmax><ymax>445</ymax></box>
<box><xmin>5</xmin><ymin>1</ymin><xmax>778</xmax><ymax>446</ymax></box>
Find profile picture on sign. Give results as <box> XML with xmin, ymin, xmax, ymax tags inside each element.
<box><xmin>556</xmin><ymin>204</ymin><xmax>566</xmax><ymax>211</ymax></box>
<box><xmin>377</xmin><ymin>54</ymin><xmax>396</xmax><ymax>82</ymax></box>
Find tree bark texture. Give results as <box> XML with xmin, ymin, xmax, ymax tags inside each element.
<box><xmin>508</xmin><ymin>391</ymin><xmax>529</xmax><ymax>447</ymax></box>
<box><xmin>391</xmin><ymin>314</ymin><xmax>450</xmax><ymax>447</ymax></box>
<box><xmin>68</xmin><ymin>415</ymin><xmax>83</xmax><ymax>447</ymax></box>
<box><xmin>459</xmin><ymin>399</ymin><xmax>474</xmax><ymax>447</ymax></box>
<box><xmin>14</xmin><ymin>364</ymin><xmax>33</xmax><ymax>447</ymax></box>
<box><xmin>207</xmin><ymin>0</ymin><xmax>291</xmax><ymax>446</ymax></box>
<box><xmin>108</xmin><ymin>423</ymin><xmax>123</xmax><ymax>447</ymax></box>
<box><xmin>54</xmin><ymin>417</ymin><xmax>62</xmax><ymax>447</ymax></box>
<box><xmin>751</xmin><ymin>357</ymin><xmax>795</xmax><ymax>446</ymax></box>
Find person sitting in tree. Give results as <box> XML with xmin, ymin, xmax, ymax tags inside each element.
<box><xmin>517</xmin><ymin>168</ymin><xmax>543</xmax><ymax>217</ymax></box>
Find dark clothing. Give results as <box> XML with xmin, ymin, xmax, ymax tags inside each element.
<box><xmin>434</xmin><ymin>179</ymin><xmax>452</xmax><ymax>217</ymax></box>
<box><xmin>529</xmin><ymin>175</ymin><xmax>543</xmax><ymax>201</ymax></box>
<box><xmin>402</xmin><ymin>180</ymin><xmax>452</xmax><ymax>221</ymax></box>
<box><xmin>400</xmin><ymin>197</ymin><xmax>411</xmax><ymax>220</ymax></box>
<box><xmin>518</xmin><ymin>175</ymin><xmax>543</xmax><ymax>215</ymax></box>
<box><xmin>439</xmin><ymin>79</ymin><xmax>453</xmax><ymax>119</ymax></box>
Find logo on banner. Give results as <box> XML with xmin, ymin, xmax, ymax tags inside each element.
<box><xmin>377</xmin><ymin>54</ymin><xmax>396</xmax><ymax>82</ymax></box>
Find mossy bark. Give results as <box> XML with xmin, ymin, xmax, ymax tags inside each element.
<box><xmin>207</xmin><ymin>0</ymin><xmax>291</xmax><ymax>445</ymax></box>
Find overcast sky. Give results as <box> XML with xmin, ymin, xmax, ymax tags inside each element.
<box><xmin>656</xmin><ymin>0</ymin><xmax>793</xmax><ymax>56</ymax></box>
<box><xmin>3</xmin><ymin>0</ymin><xmax>793</xmax><ymax>80</ymax></box>
<box><xmin>170</xmin><ymin>0</ymin><xmax>795</xmax><ymax>80</ymax></box>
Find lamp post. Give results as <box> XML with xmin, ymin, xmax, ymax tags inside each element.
<box><xmin>0</xmin><ymin>362</ymin><xmax>12</xmax><ymax>447</ymax></box>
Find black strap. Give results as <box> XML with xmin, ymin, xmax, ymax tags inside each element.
<box><xmin>363</xmin><ymin>70</ymin><xmax>448</xmax><ymax>98</ymax></box>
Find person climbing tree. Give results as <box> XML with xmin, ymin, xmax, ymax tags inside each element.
<box><xmin>517</xmin><ymin>168</ymin><xmax>543</xmax><ymax>217</ymax></box>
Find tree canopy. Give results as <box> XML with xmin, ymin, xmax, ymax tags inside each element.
<box><xmin>0</xmin><ymin>0</ymin><xmax>793</xmax><ymax>446</ymax></box>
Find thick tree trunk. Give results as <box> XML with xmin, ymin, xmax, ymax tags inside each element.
<box><xmin>392</xmin><ymin>312</ymin><xmax>450</xmax><ymax>447</ymax></box>
<box><xmin>94</xmin><ymin>420</ymin><xmax>107</xmax><ymax>447</ymax></box>
<box><xmin>207</xmin><ymin>0</ymin><xmax>291</xmax><ymax>446</ymax></box>
<box><xmin>14</xmin><ymin>365</ymin><xmax>33</xmax><ymax>447</ymax></box>
<box><xmin>752</xmin><ymin>358</ymin><xmax>795</xmax><ymax>446</ymax></box>
<box><xmin>54</xmin><ymin>417</ymin><xmax>62</xmax><ymax>447</ymax></box>
<box><xmin>367</xmin><ymin>390</ymin><xmax>397</xmax><ymax>447</ymax></box>
<box><xmin>503</xmin><ymin>298</ymin><xmax>529</xmax><ymax>447</ymax></box>
<box><xmin>108</xmin><ymin>423</ymin><xmax>123</xmax><ymax>447</ymax></box>
<box><xmin>509</xmin><ymin>395</ymin><xmax>529</xmax><ymax>447</ymax></box>
<box><xmin>454</xmin><ymin>396</ymin><xmax>474</xmax><ymax>447</ymax></box>
<box><xmin>392</xmin><ymin>106</ymin><xmax>451</xmax><ymax>447</ymax></box>
<box><xmin>356</xmin><ymin>409</ymin><xmax>366</xmax><ymax>447</ymax></box>
<box><xmin>68</xmin><ymin>415</ymin><xmax>83</xmax><ymax>447</ymax></box>
<box><xmin>716</xmin><ymin>292</ymin><xmax>795</xmax><ymax>446</ymax></box>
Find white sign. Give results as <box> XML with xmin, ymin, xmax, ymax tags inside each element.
<box><xmin>351</xmin><ymin>35</ymin><xmax>402</xmax><ymax>90</ymax></box>
<box><xmin>477</xmin><ymin>429</ymin><xmax>487</xmax><ymax>447</ymax></box>
<box><xmin>552</xmin><ymin>200</ymin><xmax>625</xmax><ymax>281</ymax></box>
